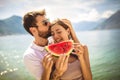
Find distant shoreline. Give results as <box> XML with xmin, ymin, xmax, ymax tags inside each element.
<box><xmin>0</xmin><ymin>33</ymin><xmax>28</xmax><ymax>36</ymax></box>
<box><xmin>1</xmin><ymin>29</ymin><xmax>120</xmax><ymax>37</ymax></box>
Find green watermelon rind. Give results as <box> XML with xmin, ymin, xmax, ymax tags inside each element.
<box><xmin>45</xmin><ymin>40</ymin><xmax>73</xmax><ymax>56</ymax></box>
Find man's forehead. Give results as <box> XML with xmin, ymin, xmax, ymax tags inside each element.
<box><xmin>36</xmin><ymin>15</ymin><xmax>46</xmax><ymax>22</ymax></box>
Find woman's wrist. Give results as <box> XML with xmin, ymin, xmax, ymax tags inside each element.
<box><xmin>78</xmin><ymin>55</ymin><xmax>84</xmax><ymax>60</ymax></box>
<box><xmin>42</xmin><ymin>70</ymin><xmax>50</xmax><ymax>80</ymax></box>
<box><xmin>52</xmin><ymin>70</ymin><xmax>61</xmax><ymax>80</ymax></box>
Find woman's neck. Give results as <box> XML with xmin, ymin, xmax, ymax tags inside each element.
<box><xmin>68</xmin><ymin>54</ymin><xmax>78</xmax><ymax>63</ymax></box>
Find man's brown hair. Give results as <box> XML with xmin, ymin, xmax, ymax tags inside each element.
<box><xmin>23</xmin><ymin>9</ymin><xmax>46</xmax><ymax>35</ymax></box>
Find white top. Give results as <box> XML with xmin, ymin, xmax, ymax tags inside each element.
<box><xmin>23</xmin><ymin>37</ymin><xmax>54</xmax><ymax>80</ymax></box>
<box><xmin>23</xmin><ymin>42</ymin><xmax>48</xmax><ymax>80</ymax></box>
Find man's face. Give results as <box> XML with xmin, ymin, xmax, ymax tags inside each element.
<box><xmin>35</xmin><ymin>15</ymin><xmax>51</xmax><ymax>38</ymax></box>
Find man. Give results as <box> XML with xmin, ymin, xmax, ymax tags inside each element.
<box><xmin>23</xmin><ymin>9</ymin><xmax>54</xmax><ymax>80</ymax></box>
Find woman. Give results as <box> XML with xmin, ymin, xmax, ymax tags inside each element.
<box><xmin>42</xmin><ymin>19</ymin><xmax>92</xmax><ymax>80</ymax></box>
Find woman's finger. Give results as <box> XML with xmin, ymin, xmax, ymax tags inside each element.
<box><xmin>43</xmin><ymin>54</ymin><xmax>50</xmax><ymax>62</ymax></box>
<box><xmin>50</xmin><ymin>60</ymin><xmax>53</xmax><ymax>68</ymax></box>
<box><xmin>42</xmin><ymin>54</ymin><xmax>52</xmax><ymax>66</ymax></box>
<box><xmin>46</xmin><ymin>58</ymin><xmax>53</xmax><ymax>68</ymax></box>
<box><xmin>64</xmin><ymin>55</ymin><xmax>69</xmax><ymax>65</ymax></box>
<box><xmin>56</xmin><ymin>54</ymin><xmax>62</xmax><ymax>68</ymax></box>
<box><xmin>59</xmin><ymin>54</ymin><xmax>66</xmax><ymax>69</ymax></box>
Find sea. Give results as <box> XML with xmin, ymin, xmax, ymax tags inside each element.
<box><xmin>0</xmin><ymin>30</ymin><xmax>120</xmax><ymax>80</ymax></box>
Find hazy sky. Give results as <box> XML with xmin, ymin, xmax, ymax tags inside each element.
<box><xmin>0</xmin><ymin>0</ymin><xmax>120</xmax><ymax>22</ymax></box>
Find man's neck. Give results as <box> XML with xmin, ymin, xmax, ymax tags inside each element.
<box><xmin>34</xmin><ymin>37</ymin><xmax>48</xmax><ymax>47</ymax></box>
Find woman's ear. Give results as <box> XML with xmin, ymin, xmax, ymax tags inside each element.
<box><xmin>67</xmin><ymin>28</ymin><xmax>71</xmax><ymax>39</ymax></box>
<box><xmin>67</xmin><ymin>28</ymin><xmax>70</xmax><ymax>35</ymax></box>
<box><xmin>29</xmin><ymin>27</ymin><xmax>37</xmax><ymax>36</ymax></box>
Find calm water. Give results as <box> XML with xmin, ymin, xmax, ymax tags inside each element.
<box><xmin>0</xmin><ymin>30</ymin><xmax>120</xmax><ymax>80</ymax></box>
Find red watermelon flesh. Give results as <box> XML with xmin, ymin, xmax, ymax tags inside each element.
<box><xmin>45</xmin><ymin>40</ymin><xmax>73</xmax><ymax>56</ymax></box>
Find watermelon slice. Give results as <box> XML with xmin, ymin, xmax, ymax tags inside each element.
<box><xmin>45</xmin><ymin>40</ymin><xmax>73</xmax><ymax>56</ymax></box>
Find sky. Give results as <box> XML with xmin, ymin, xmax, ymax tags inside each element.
<box><xmin>0</xmin><ymin>0</ymin><xmax>120</xmax><ymax>23</ymax></box>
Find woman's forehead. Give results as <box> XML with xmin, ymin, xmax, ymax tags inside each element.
<box><xmin>51</xmin><ymin>24</ymin><xmax>65</xmax><ymax>31</ymax></box>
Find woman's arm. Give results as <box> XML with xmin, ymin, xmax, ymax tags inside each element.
<box><xmin>79</xmin><ymin>55</ymin><xmax>92</xmax><ymax>80</ymax></box>
<box><xmin>62</xmin><ymin>19</ymin><xmax>92</xmax><ymax>79</ymax></box>
<box><xmin>83</xmin><ymin>45</ymin><xmax>91</xmax><ymax>69</ymax></box>
<box><xmin>61</xmin><ymin>19</ymin><xmax>80</xmax><ymax>43</ymax></box>
<box><xmin>62</xmin><ymin>19</ymin><xmax>91</xmax><ymax>70</ymax></box>
<box><xmin>74</xmin><ymin>44</ymin><xmax>92</xmax><ymax>80</ymax></box>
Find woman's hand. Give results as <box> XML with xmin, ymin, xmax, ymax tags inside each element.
<box><xmin>53</xmin><ymin>54</ymin><xmax>69</xmax><ymax>79</ymax></box>
<box><xmin>61</xmin><ymin>19</ymin><xmax>80</xmax><ymax>43</ymax></box>
<box><xmin>42</xmin><ymin>53</ymin><xmax>54</xmax><ymax>80</ymax></box>
<box><xmin>42</xmin><ymin>53</ymin><xmax>53</xmax><ymax>74</ymax></box>
<box><xmin>73</xmin><ymin>43</ymin><xmax>85</xmax><ymax>58</ymax></box>
<box><xmin>73</xmin><ymin>43</ymin><xmax>92</xmax><ymax>80</ymax></box>
<box><xmin>61</xmin><ymin>19</ymin><xmax>72</xmax><ymax>29</ymax></box>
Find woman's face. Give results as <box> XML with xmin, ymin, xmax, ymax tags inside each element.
<box><xmin>51</xmin><ymin>24</ymin><xmax>70</xmax><ymax>43</ymax></box>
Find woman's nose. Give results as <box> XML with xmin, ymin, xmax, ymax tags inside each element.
<box><xmin>54</xmin><ymin>34</ymin><xmax>59</xmax><ymax>40</ymax></box>
<box><xmin>54</xmin><ymin>33</ymin><xmax>58</xmax><ymax>38</ymax></box>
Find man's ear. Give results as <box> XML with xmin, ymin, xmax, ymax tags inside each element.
<box><xmin>29</xmin><ymin>27</ymin><xmax>37</xmax><ymax>35</ymax></box>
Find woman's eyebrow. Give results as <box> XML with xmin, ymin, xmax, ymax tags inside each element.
<box><xmin>51</xmin><ymin>29</ymin><xmax>60</xmax><ymax>32</ymax></box>
<box><xmin>56</xmin><ymin>29</ymin><xmax>60</xmax><ymax>31</ymax></box>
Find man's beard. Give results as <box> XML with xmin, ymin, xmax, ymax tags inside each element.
<box><xmin>37</xmin><ymin>30</ymin><xmax>51</xmax><ymax>38</ymax></box>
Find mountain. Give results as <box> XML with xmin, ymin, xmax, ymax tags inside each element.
<box><xmin>1</xmin><ymin>10</ymin><xmax>119</xmax><ymax>36</ymax></box>
<box><xmin>72</xmin><ymin>19</ymin><xmax>104</xmax><ymax>31</ymax></box>
<box><xmin>0</xmin><ymin>15</ymin><xmax>27</xmax><ymax>36</ymax></box>
<box><xmin>95</xmin><ymin>10</ymin><xmax>120</xmax><ymax>30</ymax></box>
<box><xmin>73</xmin><ymin>10</ymin><xmax>120</xmax><ymax>31</ymax></box>
<box><xmin>73</xmin><ymin>21</ymin><xmax>97</xmax><ymax>31</ymax></box>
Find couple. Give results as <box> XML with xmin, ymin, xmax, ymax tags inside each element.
<box><xmin>23</xmin><ymin>9</ymin><xmax>92</xmax><ymax>80</ymax></box>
